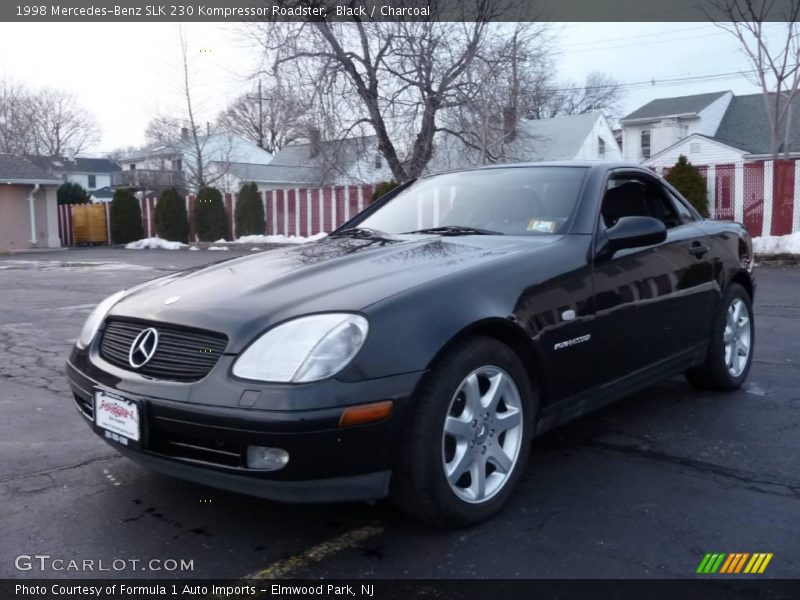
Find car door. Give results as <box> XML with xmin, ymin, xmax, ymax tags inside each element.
<box><xmin>592</xmin><ymin>171</ymin><xmax>715</xmax><ymax>386</ymax></box>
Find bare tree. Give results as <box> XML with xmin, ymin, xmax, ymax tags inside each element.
<box><xmin>527</xmin><ymin>72</ymin><xmax>625</xmax><ymax>120</ymax></box>
<box><xmin>0</xmin><ymin>79</ymin><xmax>37</xmax><ymax>154</ymax></box>
<box><xmin>171</xmin><ymin>25</ymin><xmax>235</xmax><ymax>191</ymax></box>
<box><xmin>708</xmin><ymin>0</ymin><xmax>800</xmax><ymax>159</ymax></box>
<box><xmin>32</xmin><ymin>88</ymin><xmax>101</xmax><ymax>155</ymax></box>
<box><xmin>178</xmin><ymin>24</ymin><xmax>209</xmax><ymax>188</ymax></box>
<box><xmin>217</xmin><ymin>78</ymin><xmax>308</xmax><ymax>153</ymax></box>
<box><xmin>255</xmin><ymin>1</ymin><xmax>529</xmax><ymax>181</ymax></box>
<box><xmin>0</xmin><ymin>81</ymin><xmax>100</xmax><ymax>156</ymax></box>
<box><xmin>144</xmin><ymin>114</ymin><xmax>186</xmax><ymax>146</ymax></box>
<box><xmin>437</xmin><ymin>23</ymin><xmax>554</xmax><ymax>165</ymax></box>
<box><xmin>555</xmin><ymin>72</ymin><xmax>625</xmax><ymax>117</ymax></box>
<box><xmin>104</xmin><ymin>145</ymin><xmax>140</xmax><ymax>161</ymax></box>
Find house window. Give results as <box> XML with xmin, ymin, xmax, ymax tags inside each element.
<box><xmin>129</xmin><ymin>164</ymin><xmax>136</xmax><ymax>171</ymax></box>
<box><xmin>373</xmin><ymin>155</ymin><xmax>382</xmax><ymax>170</ymax></box>
<box><xmin>641</xmin><ymin>130</ymin><xmax>651</xmax><ymax>159</ymax></box>
<box><xmin>173</xmin><ymin>159</ymin><xmax>182</xmax><ymax>172</ymax></box>
<box><xmin>87</xmin><ymin>174</ymin><xmax>96</xmax><ymax>189</ymax></box>
<box><xmin>598</xmin><ymin>137</ymin><xmax>606</xmax><ymax>158</ymax></box>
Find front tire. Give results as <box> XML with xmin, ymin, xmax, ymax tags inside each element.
<box><xmin>391</xmin><ymin>336</ymin><xmax>535</xmax><ymax>527</ymax></box>
<box><xmin>685</xmin><ymin>282</ymin><xmax>754</xmax><ymax>390</ymax></box>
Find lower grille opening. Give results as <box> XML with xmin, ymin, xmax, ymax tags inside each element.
<box><xmin>74</xmin><ymin>393</ymin><xmax>93</xmax><ymax>419</ymax></box>
<box><xmin>148</xmin><ymin>430</ymin><xmax>244</xmax><ymax>468</ymax></box>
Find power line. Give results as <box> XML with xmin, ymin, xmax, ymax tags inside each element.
<box><xmin>561</xmin><ymin>22</ymin><xmax>784</xmax><ymax>53</ymax></box>
<box><xmin>562</xmin><ymin>24</ymin><xmax>715</xmax><ymax>48</ymax></box>
<box><xmin>543</xmin><ymin>67</ymin><xmax>768</xmax><ymax>94</ymax></box>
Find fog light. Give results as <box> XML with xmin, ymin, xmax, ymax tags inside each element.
<box><xmin>246</xmin><ymin>446</ymin><xmax>290</xmax><ymax>471</ymax></box>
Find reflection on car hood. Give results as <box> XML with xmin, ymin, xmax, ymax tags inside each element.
<box><xmin>109</xmin><ymin>234</ymin><xmax>560</xmax><ymax>344</ymax></box>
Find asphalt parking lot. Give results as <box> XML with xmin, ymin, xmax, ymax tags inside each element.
<box><xmin>1</xmin><ymin>247</ymin><xmax>798</xmax><ymax>580</ymax></box>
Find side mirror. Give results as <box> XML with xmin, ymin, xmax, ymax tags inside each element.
<box><xmin>606</xmin><ymin>216</ymin><xmax>667</xmax><ymax>251</ymax></box>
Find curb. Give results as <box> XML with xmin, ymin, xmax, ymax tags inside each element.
<box><xmin>754</xmin><ymin>253</ymin><xmax>800</xmax><ymax>266</ymax></box>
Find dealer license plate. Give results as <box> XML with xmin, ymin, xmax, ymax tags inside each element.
<box><xmin>94</xmin><ymin>391</ymin><xmax>141</xmax><ymax>449</ymax></box>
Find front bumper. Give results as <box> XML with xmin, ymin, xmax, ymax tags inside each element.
<box><xmin>66</xmin><ymin>355</ymin><xmax>423</xmax><ymax>503</ymax></box>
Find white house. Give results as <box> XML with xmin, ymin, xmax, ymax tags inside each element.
<box><xmin>642</xmin><ymin>93</ymin><xmax>800</xmax><ymax>168</ymax></box>
<box><xmin>427</xmin><ymin>111</ymin><xmax>622</xmax><ymax>173</ymax></box>
<box><xmin>619</xmin><ymin>91</ymin><xmax>734</xmax><ymax>162</ymax></box>
<box><xmin>24</xmin><ymin>155</ymin><xmax>121</xmax><ymax>192</ymax></box>
<box><xmin>115</xmin><ymin>131</ymin><xmax>273</xmax><ymax>192</ymax></box>
<box><xmin>224</xmin><ymin>133</ymin><xmax>392</xmax><ymax>191</ymax></box>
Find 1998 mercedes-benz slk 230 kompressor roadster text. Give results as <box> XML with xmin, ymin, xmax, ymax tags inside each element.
<box><xmin>66</xmin><ymin>162</ymin><xmax>755</xmax><ymax>526</ymax></box>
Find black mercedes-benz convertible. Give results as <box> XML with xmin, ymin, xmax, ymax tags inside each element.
<box><xmin>67</xmin><ymin>162</ymin><xmax>755</xmax><ymax>526</ymax></box>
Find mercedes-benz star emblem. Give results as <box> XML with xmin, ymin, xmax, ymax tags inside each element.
<box><xmin>128</xmin><ymin>327</ymin><xmax>159</xmax><ymax>369</ymax></box>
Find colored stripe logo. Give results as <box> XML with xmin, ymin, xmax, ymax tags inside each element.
<box><xmin>696</xmin><ymin>553</ymin><xmax>773</xmax><ymax>574</ymax></box>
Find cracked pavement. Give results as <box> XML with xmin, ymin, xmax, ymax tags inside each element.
<box><xmin>0</xmin><ymin>248</ymin><xmax>798</xmax><ymax>579</ymax></box>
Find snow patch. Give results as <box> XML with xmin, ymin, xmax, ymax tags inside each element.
<box><xmin>208</xmin><ymin>246</ymin><xmax>230</xmax><ymax>251</ymax></box>
<box><xmin>189</xmin><ymin>246</ymin><xmax>200</xmax><ymax>251</ymax></box>
<box><xmin>0</xmin><ymin>260</ymin><xmax>151</xmax><ymax>272</ymax></box>
<box><xmin>752</xmin><ymin>232</ymin><xmax>800</xmax><ymax>255</ymax></box>
<box><xmin>125</xmin><ymin>237</ymin><xmax>186</xmax><ymax>250</ymax></box>
<box><xmin>228</xmin><ymin>232</ymin><xmax>328</xmax><ymax>245</ymax></box>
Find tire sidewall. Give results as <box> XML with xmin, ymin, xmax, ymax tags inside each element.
<box><xmin>408</xmin><ymin>337</ymin><xmax>536</xmax><ymax>525</ymax></box>
<box><xmin>709</xmin><ymin>283</ymin><xmax>755</xmax><ymax>389</ymax></box>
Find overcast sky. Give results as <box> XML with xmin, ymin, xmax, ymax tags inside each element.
<box><xmin>0</xmin><ymin>21</ymin><xmax>785</xmax><ymax>155</ymax></box>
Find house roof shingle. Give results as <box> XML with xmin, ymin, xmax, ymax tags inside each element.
<box><xmin>621</xmin><ymin>91</ymin><xmax>729</xmax><ymax>122</ymax></box>
<box><xmin>229</xmin><ymin>136</ymin><xmax>376</xmax><ymax>185</ymax></box>
<box><xmin>0</xmin><ymin>154</ymin><xmax>63</xmax><ymax>184</ymax></box>
<box><xmin>517</xmin><ymin>112</ymin><xmax>602</xmax><ymax>160</ymax></box>
<box><xmin>711</xmin><ymin>93</ymin><xmax>800</xmax><ymax>155</ymax></box>
<box><xmin>25</xmin><ymin>155</ymin><xmax>120</xmax><ymax>173</ymax></box>
<box><xmin>426</xmin><ymin>112</ymin><xmax>609</xmax><ymax>173</ymax></box>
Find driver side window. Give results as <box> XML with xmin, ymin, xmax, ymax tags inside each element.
<box><xmin>601</xmin><ymin>174</ymin><xmax>682</xmax><ymax>230</ymax></box>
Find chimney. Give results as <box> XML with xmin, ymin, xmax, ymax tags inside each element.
<box><xmin>180</xmin><ymin>127</ymin><xmax>189</xmax><ymax>141</ymax></box>
<box><xmin>309</xmin><ymin>127</ymin><xmax>321</xmax><ymax>159</ymax></box>
<box><xmin>67</xmin><ymin>147</ymin><xmax>76</xmax><ymax>163</ymax></box>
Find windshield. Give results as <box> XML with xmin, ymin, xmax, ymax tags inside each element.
<box><xmin>356</xmin><ymin>166</ymin><xmax>588</xmax><ymax>236</ymax></box>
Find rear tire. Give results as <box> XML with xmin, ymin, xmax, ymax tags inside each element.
<box><xmin>685</xmin><ymin>282</ymin><xmax>754</xmax><ymax>390</ymax></box>
<box><xmin>391</xmin><ymin>336</ymin><xmax>535</xmax><ymax>527</ymax></box>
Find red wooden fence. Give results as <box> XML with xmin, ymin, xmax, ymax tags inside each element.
<box><xmin>57</xmin><ymin>184</ymin><xmax>375</xmax><ymax>246</ymax></box>
<box><xmin>657</xmin><ymin>158</ymin><xmax>799</xmax><ymax>237</ymax></box>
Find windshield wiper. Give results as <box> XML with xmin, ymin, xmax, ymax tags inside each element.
<box><xmin>328</xmin><ymin>227</ymin><xmax>390</xmax><ymax>239</ymax></box>
<box><xmin>404</xmin><ymin>225</ymin><xmax>504</xmax><ymax>236</ymax></box>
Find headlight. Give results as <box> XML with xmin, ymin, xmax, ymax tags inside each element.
<box><xmin>232</xmin><ymin>313</ymin><xmax>368</xmax><ymax>383</ymax></box>
<box><xmin>76</xmin><ymin>290</ymin><xmax>127</xmax><ymax>349</ymax></box>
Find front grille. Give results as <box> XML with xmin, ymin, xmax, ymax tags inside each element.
<box><xmin>99</xmin><ymin>319</ymin><xmax>228</xmax><ymax>382</ymax></box>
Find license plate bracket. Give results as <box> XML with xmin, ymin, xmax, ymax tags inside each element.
<box><xmin>94</xmin><ymin>391</ymin><xmax>142</xmax><ymax>450</ymax></box>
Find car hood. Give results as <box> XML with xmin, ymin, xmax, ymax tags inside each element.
<box><xmin>109</xmin><ymin>234</ymin><xmax>560</xmax><ymax>351</ymax></box>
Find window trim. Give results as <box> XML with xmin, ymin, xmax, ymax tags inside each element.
<box><xmin>641</xmin><ymin>129</ymin><xmax>651</xmax><ymax>159</ymax></box>
<box><xmin>596</xmin><ymin>169</ymin><xmax>684</xmax><ymax>234</ymax></box>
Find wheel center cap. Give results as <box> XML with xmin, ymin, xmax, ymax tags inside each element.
<box><xmin>475</xmin><ymin>424</ymin><xmax>488</xmax><ymax>443</ymax></box>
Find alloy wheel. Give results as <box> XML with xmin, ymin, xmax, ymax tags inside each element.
<box><xmin>724</xmin><ymin>297</ymin><xmax>752</xmax><ymax>377</ymax></box>
<box><xmin>441</xmin><ymin>366</ymin><xmax>524</xmax><ymax>504</ymax></box>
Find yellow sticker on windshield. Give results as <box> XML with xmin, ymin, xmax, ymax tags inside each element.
<box><xmin>527</xmin><ymin>219</ymin><xmax>556</xmax><ymax>233</ymax></box>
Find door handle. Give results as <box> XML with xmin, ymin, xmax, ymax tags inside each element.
<box><xmin>688</xmin><ymin>242</ymin><xmax>710</xmax><ymax>257</ymax></box>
